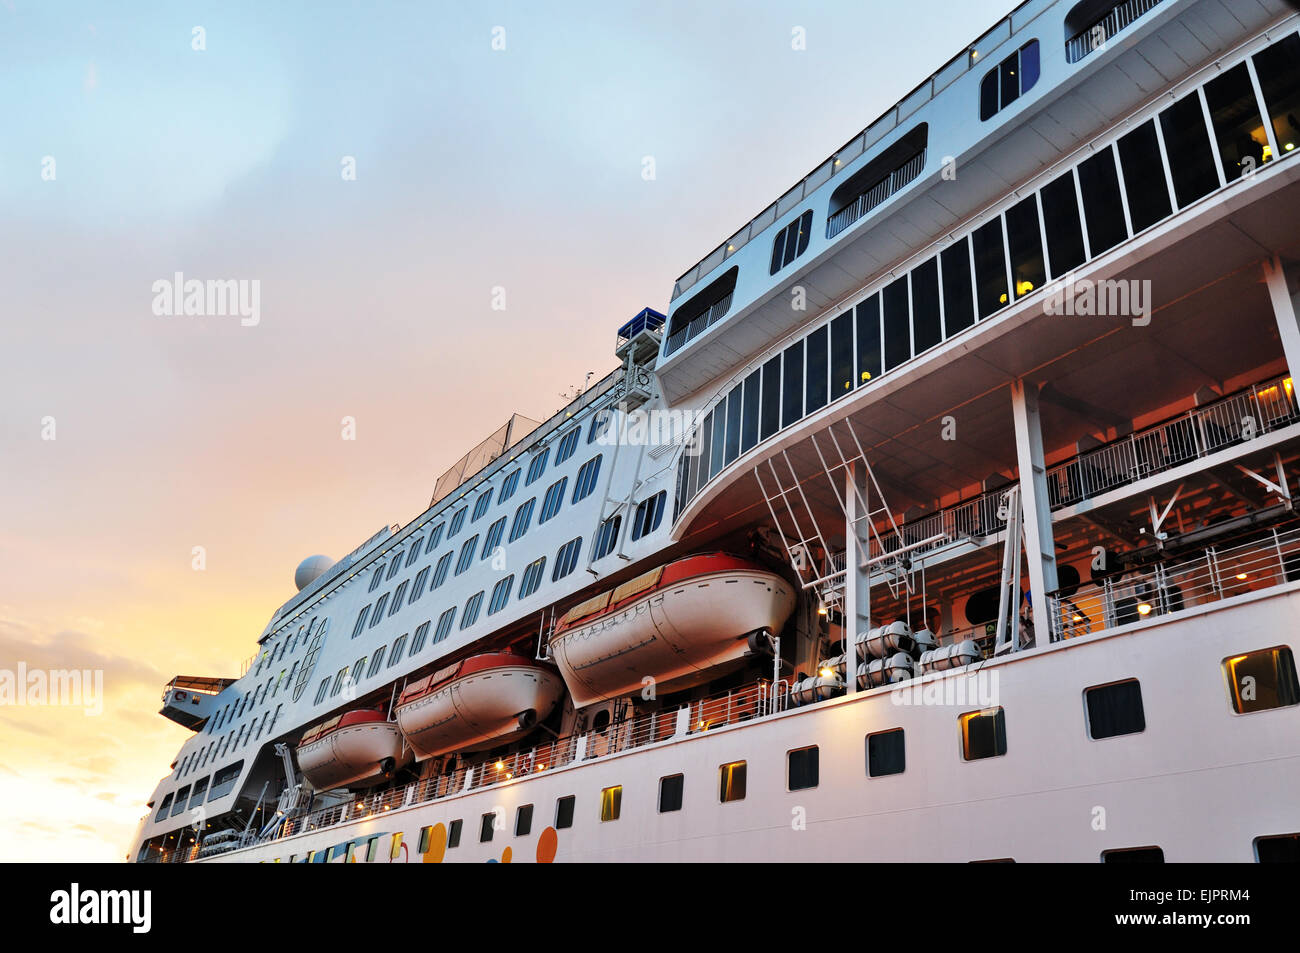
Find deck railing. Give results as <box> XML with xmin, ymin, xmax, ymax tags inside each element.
<box><xmin>825</xmin><ymin>149</ymin><xmax>927</xmax><ymax>240</ymax></box>
<box><xmin>663</xmin><ymin>290</ymin><xmax>735</xmax><ymax>357</ymax></box>
<box><xmin>1066</xmin><ymin>0</ymin><xmax>1166</xmax><ymax>64</ymax></box>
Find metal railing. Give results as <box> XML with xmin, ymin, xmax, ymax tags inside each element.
<box><xmin>826</xmin><ymin>150</ymin><xmax>927</xmax><ymax>240</ymax></box>
<box><xmin>663</xmin><ymin>290</ymin><xmax>735</xmax><ymax>357</ymax></box>
<box><xmin>1066</xmin><ymin>0</ymin><xmax>1166</xmax><ymax>64</ymax></box>
<box><xmin>1047</xmin><ymin>526</ymin><xmax>1300</xmax><ymax>642</ymax></box>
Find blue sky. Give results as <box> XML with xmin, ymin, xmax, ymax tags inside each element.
<box><xmin>0</xmin><ymin>0</ymin><xmax>1016</xmax><ymax>860</ymax></box>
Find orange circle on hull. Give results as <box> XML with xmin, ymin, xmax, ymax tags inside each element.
<box><xmin>423</xmin><ymin>823</ymin><xmax>447</xmax><ymax>863</ymax></box>
<box><xmin>536</xmin><ymin>826</ymin><xmax>558</xmax><ymax>864</ymax></box>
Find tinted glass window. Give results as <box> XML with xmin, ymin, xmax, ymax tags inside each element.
<box><xmin>804</xmin><ymin>326</ymin><xmax>829</xmax><ymax>414</ymax></box>
<box><xmin>724</xmin><ymin>388</ymin><xmax>743</xmax><ymax>464</ymax></box>
<box><xmin>1159</xmin><ymin>91</ymin><xmax>1221</xmax><ymax>207</ymax></box>
<box><xmin>960</xmin><ymin>707</ymin><xmax>1007</xmax><ymax>760</ymax></box>
<box><xmin>1039</xmin><ymin>170</ymin><xmax>1086</xmax><ymax>277</ymax></box>
<box><xmin>882</xmin><ymin>276</ymin><xmax>911</xmax><ymax>370</ymax></box>
<box><xmin>1203</xmin><ymin>62</ymin><xmax>1270</xmax><ymax>182</ymax></box>
<box><xmin>1223</xmin><ymin>646</ymin><xmax>1300</xmax><ymax>713</ymax></box>
<box><xmin>867</xmin><ymin>728</ymin><xmax>906</xmax><ymax>777</ymax></box>
<box><xmin>760</xmin><ymin>356</ymin><xmax>782</xmax><ymax>441</ymax></box>
<box><xmin>1077</xmin><ymin>147</ymin><xmax>1128</xmax><ymax>255</ymax></box>
<box><xmin>830</xmin><ymin>310</ymin><xmax>854</xmax><ymax>400</ymax></box>
<box><xmin>658</xmin><ymin>774</ymin><xmax>684</xmax><ymax>813</ymax></box>
<box><xmin>940</xmin><ymin>239</ymin><xmax>975</xmax><ymax>334</ymax></box>
<box><xmin>1005</xmin><ymin>196</ymin><xmax>1045</xmax><ymax>299</ymax></box>
<box><xmin>787</xmin><ymin>746</ymin><xmax>819</xmax><ymax>791</ymax></box>
<box><xmin>855</xmin><ymin>295</ymin><xmax>882</xmax><ymax>385</ymax></box>
<box><xmin>555</xmin><ymin>795</ymin><xmax>575</xmax><ymax>829</ymax></box>
<box><xmin>910</xmin><ymin>257</ymin><xmax>942</xmax><ymax>352</ymax></box>
<box><xmin>781</xmin><ymin>342</ymin><xmax>804</xmax><ymax>428</ymax></box>
<box><xmin>741</xmin><ymin>370</ymin><xmax>761</xmax><ymax>452</ymax></box>
<box><xmin>1085</xmin><ymin>679</ymin><xmax>1146</xmax><ymax>739</ymax></box>
<box><xmin>972</xmin><ymin>218</ymin><xmax>1009</xmax><ymax>318</ymax></box>
<box><xmin>1252</xmin><ymin>34</ymin><xmax>1300</xmax><ymax>161</ymax></box>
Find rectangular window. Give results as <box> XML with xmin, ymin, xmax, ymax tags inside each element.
<box><xmin>1077</xmin><ymin>146</ymin><xmax>1128</xmax><ymax>255</ymax></box>
<box><xmin>390</xmin><ymin>833</ymin><xmax>404</xmax><ymax>860</ymax></box>
<box><xmin>1085</xmin><ymin>679</ymin><xmax>1146</xmax><ymax>738</ymax></box>
<box><xmin>658</xmin><ymin>773</ymin><xmax>684</xmax><ymax>813</ymax></box>
<box><xmin>1116</xmin><ymin>120</ymin><xmax>1173</xmax><ymax>234</ymax></box>
<box><xmin>448</xmin><ymin>819</ymin><xmax>462</xmax><ymax>848</ymax></box>
<box><xmin>387</xmin><ymin>633</ymin><xmax>407</xmax><ymax>667</ymax></box>
<box><xmin>939</xmin><ymin>240</ymin><xmax>974</xmax><ymax>335</ymax></box>
<box><xmin>509</xmin><ymin>498</ymin><xmax>535</xmax><ymax>542</ymax></box>
<box><xmin>1253</xmin><ymin>34</ymin><xmax>1300</xmax><ymax>161</ymax></box>
<box><xmin>460</xmin><ymin>591</ymin><xmax>484</xmax><ymax>629</ymax></box>
<box><xmin>759</xmin><ymin>355</ymin><xmax>782</xmax><ymax>441</ymax></box>
<box><xmin>1004</xmin><ymin>196</ymin><xmax>1045</xmax><ymax>299</ymax></box>
<box><xmin>960</xmin><ymin>708</ymin><xmax>1007</xmax><ymax>760</ymax></box>
<box><xmin>539</xmin><ymin>480</ymin><xmax>567</xmax><ymax>524</ymax></box>
<box><xmin>498</xmin><ymin>469</ymin><xmax>521</xmax><ymax>504</ymax></box>
<box><xmin>418</xmin><ymin>826</ymin><xmax>432</xmax><ymax>853</ymax></box>
<box><xmin>572</xmin><ymin>456</ymin><xmax>602</xmax><ymax>503</ymax></box>
<box><xmin>448</xmin><ymin>507</ymin><xmax>467</xmax><ymax>537</ymax></box>
<box><xmin>719</xmin><ymin>760</ymin><xmax>746</xmax><ymax>803</ymax></box>
<box><xmin>830</xmin><ymin>310</ymin><xmax>854</xmax><ymax>400</ymax></box>
<box><xmin>1102</xmin><ymin>846</ymin><xmax>1164</xmax><ymax>863</ymax></box>
<box><xmin>724</xmin><ymin>387</ymin><xmax>744</xmax><ymax>464</ymax></box>
<box><xmin>455</xmin><ymin>536</ymin><xmax>478</xmax><ymax>575</ymax></box>
<box><xmin>592</xmin><ymin>514</ymin><xmax>621</xmax><ymax>560</ymax></box>
<box><xmin>1223</xmin><ymin>646</ymin><xmax>1300</xmax><ymax>713</ymax></box>
<box><xmin>867</xmin><ymin>728</ymin><xmax>906</xmax><ymax>777</ymax></box>
<box><xmin>804</xmin><ymin>325</ymin><xmax>829</xmax><ymax>414</ymax></box>
<box><xmin>1255</xmin><ymin>833</ymin><xmax>1300</xmax><ymax>863</ymax></box>
<box><xmin>555</xmin><ymin>795</ymin><xmax>576</xmax><ymax>830</ymax></box>
<box><xmin>1159</xmin><ymin>91</ymin><xmax>1221</xmax><ymax>208</ymax></box>
<box><xmin>971</xmin><ymin>218</ymin><xmax>1009</xmax><ymax>318</ymax></box>
<box><xmin>431</xmin><ymin>552</ymin><xmax>452</xmax><ymax>589</ymax></box>
<box><xmin>1203</xmin><ymin>62</ymin><xmax>1270</xmax><ymax>183</ymax></box>
<box><xmin>882</xmin><ymin>275</ymin><xmax>910</xmax><ymax>371</ymax></box>
<box><xmin>698</xmin><ymin>409</ymin><xmax>713</xmax><ymax>483</ymax></box>
<box><xmin>365</xmin><ymin>836</ymin><xmax>379</xmax><ymax>862</ymax></box>
<box><xmin>740</xmin><ymin>370</ymin><xmax>761</xmax><ymax>451</ymax></box>
<box><xmin>481</xmin><ymin>515</ymin><xmax>507</xmax><ymax>556</ymax></box>
<box><xmin>709</xmin><ymin>406</ymin><xmax>725</xmax><ymax>479</ymax></box>
<box><xmin>781</xmin><ymin>342</ymin><xmax>804</xmax><ymax>428</ymax></box>
<box><xmin>855</xmin><ymin>294</ymin><xmax>882</xmax><ymax>386</ymax></box>
<box><xmin>787</xmin><ymin>746</ymin><xmax>819</xmax><ymax>791</ymax></box>
<box><xmin>433</xmin><ymin>607</ymin><xmax>455</xmax><ymax>642</ymax></box>
<box><xmin>599</xmin><ymin>785</ymin><xmax>622</xmax><ymax>822</ymax></box>
<box><xmin>388</xmin><ymin>580</ymin><xmax>408</xmax><ymax>615</ymax></box>
<box><xmin>410</xmin><ymin>621</ymin><xmax>432</xmax><ymax>655</ymax></box>
<box><xmin>515</xmin><ymin>804</ymin><xmax>534</xmax><ymax>837</ymax></box>
<box><xmin>479</xmin><ymin>812</ymin><xmax>496</xmax><ymax>843</ymax></box>
<box><xmin>910</xmin><ymin>257</ymin><xmax>942</xmax><ymax>352</ymax></box>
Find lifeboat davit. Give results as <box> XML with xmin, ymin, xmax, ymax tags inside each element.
<box><xmin>395</xmin><ymin>652</ymin><xmax>565</xmax><ymax>761</ymax></box>
<box><xmin>295</xmin><ymin>709</ymin><xmax>411</xmax><ymax>791</ymax></box>
<box><xmin>549</xmin><ymin>553</ymin><xmax>796</xmax><ymax>708</ymax></box>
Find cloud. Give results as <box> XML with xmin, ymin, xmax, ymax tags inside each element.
<box><xmin>0</xmin><ymin>619</ymin><xmax>166</xmax><ymax>694</ymax></box>
<box><xmin>84</xmin><ymin>62</ymin><xmax>98</xmax><ymax>94</ymax></box>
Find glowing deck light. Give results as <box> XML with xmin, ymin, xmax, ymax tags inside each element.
<box><xmin>1137</xmin><ymin>603</ymin><xmax>1153</xmax><ymax>616</ymax></box>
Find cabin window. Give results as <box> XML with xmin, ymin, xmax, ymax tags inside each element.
<box><xmin>388</xmin><ymin>580</ymin><xmax>408</xmax><ymax>615</ymax></box>
<box><xmin>555</xmin><ymin>795</ymin><xmax>576</xmax><ymax>830</ymax></box>
<box><xmin>1114</xmin><ymin>122</ymin><xmax>1171</xmax><ymax>239</ymax></box>
<box><xmin>867</xmin><ymin>728</ymin><xmax>906</xmax><ymax>777</ymax></box>
<box><xmin>659</xmin><ymin>774</ymin><xmax>684</xmax><ymax>813</ymax></box>
<box><xmin>448</xmin><ymin>507</ymin><xmax>468</xmax><ymax>538</ymax></box>
<box><xmin>351</xmin><ymin>605</ymin><xmax>370</xmax><ymax>638</ymax></box>
<box><xmin>481</xmin><ymin>516</ymin><xmax>507</xmax><ymax>559</ymax></box>
<box><xmin>387</xmin><ymin>634</ymin><xmax>407</xmax><ymax>667</ymax></box>
<box><xmin>1039</xmin><ymin>170</ymin><xmax>1086</xmax><ymax>276</ymax></box>
<box><xmin>724</xmin><ymin>388</ymin><xmax>744</xmax><ymax>464</ymax></box>
<box><xmin>1159</xmin><ymin>90</ymin><xmax>1221</xmax><ymax>207</ymax></box>
<box><xmin>539</xmin><ymin>479</ymin><xmax>567</xmax><ymax>524</ymax></box>
<box><xmin>519</xmin><ymin>557</ymin><xmax>547</xmax><ymax>598</ymax></box>
<box><xmin>366</xmin><ymin>647</ymin><xmax>387</xmax><ymax>677</ymax></box>
<box><xmin>971</xmin><ymin>218</ymin><xmax>1009</xmax><ymax>319</ymax></box>
<box><xmin>498</xmin><ymin>469</ymin><xmax>521</xmax><ymax>505</ymax></box>
<box><xmin>787</xmin><ymin>746</ymin><xmax>819</xmax><ymax>791</ymax></box>
<box><xmin>510</xmin><ymin>498</ymin><xmax>536</xmax><ymax>542</ymax></box>
<box><xmin>1255</xmin><ymin>833</ymin><xmax>1300</xmax><ymax>863</ymax></box>
<box><xmin>448</xmin><ymin>819</ymin><xmax>463</xmax><ymax>848</ymax></box>
<box><xmin>881</xmin><ymin>275</ymin><xmax>910</xmax><ymax>371</ymax></box>
<box><xmin>759</xmin><ymin>355</ymin><xmax>782</xmax><ymax>442</ymax></box>
<box><xmin>709</xmin><ymin>406</ymin><xmax>726</xmax><ymax>479</ymax></box>
<box><xmin>365</xmin><ymin>836</ymin><xmax>379</xmax><ymax>862</ymax></box>
<box><xmin>1223</xmin><ymin>646</ymin><xmax>1300</xmax><ymax>714</ymax></box>
<box><xmin>1005</xmin><ymin>196</ymin><xmax>1045</xmax><ymax>300</ymax></box>
<box><xmin>804</xmin><ymin>325</ymin><xmax>829</xmax><ymax>415</ymax></box>
<box><xmin>1203</xmin><ymin>63</ymin><xmax>1269</xmax><ymax>184</ymax></box>
<box><xmin>390</xmin><ymin>833</ymin><xmax>404</xmax><ymax>860</ymax></box>
<box><xmin>741</xmin><ymin>369</ymin><xmax>762</xmax><ymax>450</ymax></box>
<box><xmin>433</xmin><ymin>608</ymin><xmax>456</xmax><ymax>643</ymax></box>
<box><xmin>555</xmin><ymin>427</ymin><xmax>580</xmax><ymax>464</ymax></box>
<box><xmin>829</xmin><ymin>310</ymin><xmax>854</xmax><ymax>400</ymax></box>
<box><xmin>1084</xmin><ymin>679</ymin><xmax>1145</xmax><ymax>739</ymax></box>
<box><xmin>769</xmin><ymin>209</ymin><xmax>813</xmax><ymax>275</ymax></box>
<box><xmin>410</xmin><ymin>621</ymin><xmax>431</xmax><ymax>654</ymax></box>
<box><xmin>1253</xmin><ymin>34</ymin><xmax>1300</xmax><ymax>162</ymax></box>
<box><xmin>525</xmin><ymin>448</ymin><xmax>550</xmax><ymax>486</ymax></box>
<box><xmin>699</xmin><ymin>410</ymin><xmax>715</xmax><ymax>483</ymax></box>
<box><xmin>960</xmin><ymin>708</ymin><xmax>1007</xmax><ymax>760</ymax></box>
<box><xmin>405</xmin><ymin>541</ymin><xmax>423</xmax><ymax>568</ymax></box>
<box><xmin>350</xmin><ymin>658</ymin><xmax>366</xmax><ymax>687</ymax></box>
<box><xmin>487</xmin><ymin>575</ymin><xmax>514</xmax><ymax>615</ymax></box>
<box><xmin>781</xmin><ymin>341</ymin><xmax>804</xmax><ymax>429</ymax></box>
<box><xmin>480</xmin><ymin>812</ymin><xmax>496</xmax><ymax>843</ymax></box>
<box><xmin>424</xmin><ymin>523</ymin><xmax>445</xmax><ymax>553</ymax></box>
<box><xmin>460</xmin><ymin>592</ymin><xmax>484</xmax><ymax>630</ymax></box>
<box><xmin>410</xmin><ymin>566</ymin><xmax>430</xmax><ymax>603</ymax></box>
<box><xmin>386</xmin><ymin>557</ymin><xmax>402</xmax><ymax>581</ymax></box>
<box><xmin>417</xmin><ymin>826</ymin><xmax>432</xmax><ymax>853</ymax></box>
<box><xmin>455</xmin><ymin>536</ymin><xmax>478</xmax><ymax>575</ymax></box>
<box><xmin>600</xmin><ymin>785</ymin><xmax>622</xmax><ymax>822</ymax></box>
<box><xmin>330</xmin><ymin>667</ymin><xmax>348</xmax><ymax>697</ymax></box>
<box><xmin>368</xmin><ymin>568</ymin><xmax>384</xmax><ymax>592</ymax></box>
<box><xmin>573</xmin><ymin>456</ymin><xmax>603</xmax><ymax>503</ymax></box>
<box><xmin>369</xmin><ymin>594</ymin><xmax>389</xmax><ymax>626</ymax></box>
<box><xmin>1102</xmin><ymin>846</ymin><xmax>1164</xmax><ymax>863</ymax></box>
<box><xmin>471</xmin><ymin>490</ymin><xmax>493</xmax><ymax>523</ymax></box>
<box><xmin>431</xmin><ymin>552</ymin><xmax>452</xmax><ymax>589</ymax></box>
<box><xmin>155</xmin><ymin>793</ymin><xmax>173</xmax><ymax>821</ymax></box>
<box><xmin>553</xmin><ymin>537</ymin><xmax>583</xmax><ymax>581</ymax></box>
<box><xmin>314</xmin><ymin>679</ymin><xmax>330</xmax><ymax>704</ymax></box>
<box><xmin>911</xmin><ymin>257</ymin><xmax>942</xmax><ymax>352</ymax></box>
<box><xmin>1076</xmin><ymin>146</ymin><xmax>1127</xmax><ymax>255</ymax></box>
<box><xmin>939</xmin><ymin>239</ymin><xmax>976</xmax><ymax>334</ymax></box>
<box><xmin>855</xmin><ymin>294</ymin><xmax>882</xmax><ymax>386</ymax></box>
<box><xmin>592</xmin><ymin>515</ymin><xmax>622</xmax><ymax>561</ymax></box>
<box><xmin>516</xmin><ymin>804</ymin><xmax>534</xmax><ymax>837</ymax></box>
<box><xmin>588</xmin><ymin>409</ymin><xmax>614</xmax><ymax>445</ymax></box>
<box><xmin>631</xmin><ymin>492</ymin><xmax>667</xmax><ymax>541</ymax></box>
<box><xmin>719</xmin><ymin>761</ymin><xmax>747</xmax><ymax>803</ymax></box>
<box><xmin>980</xmin><ymin>40</ymin><xmax>1040</xmax><ymax>121</ymax></box>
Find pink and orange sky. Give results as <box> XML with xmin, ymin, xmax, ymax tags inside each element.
<box><xmin>0</xmin><ymin>0</ymin><xmax>1013</xmax><ymax>861</ymax></box>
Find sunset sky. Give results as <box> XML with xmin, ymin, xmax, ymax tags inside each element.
<box><xmin>0</xmin><ymin>0</ymin><xmax>1013</xmax><ymax>861</ymax></box>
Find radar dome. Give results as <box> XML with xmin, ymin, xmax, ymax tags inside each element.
<box><xmin>294</xmin><ymin>555</ymin><xmax>334</xmax><ymax>591</ymax></box>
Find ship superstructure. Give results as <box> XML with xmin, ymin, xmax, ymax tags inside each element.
<box><xmin>133</xmin><ymin>0</ymin><xmax>1300</xmax><ymax>864</ymax></box>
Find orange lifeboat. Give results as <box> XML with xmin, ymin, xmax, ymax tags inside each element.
<box><xmin>549</xmin><ymin>553</ymin><xmax>796</xmax><ymax>707</ymax></box>
<box><xmin>295</xmin><ymin>709</ymin><xmax>411</xmax><ymax>791</ymax></box>
<box><xmin>394</xmin><ymin>652</ymin><xmax>565</xmax><ymax>761</ymax></box>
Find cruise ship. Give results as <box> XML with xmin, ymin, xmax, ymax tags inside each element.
<box><xmin>131</xmin><ymin>0</ymin><xmax>1300</xmax><ymax>864</ymax></box>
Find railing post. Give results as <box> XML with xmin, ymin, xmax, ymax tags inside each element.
<box><xmin>1274</xmin><ymin>528</ymin><xmax>1287</xmax><ymax>584</ymax></box>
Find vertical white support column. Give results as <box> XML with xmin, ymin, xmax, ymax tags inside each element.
<box><xmin>1010</xmin><ymin>380</ymin><xmax>1058</xmax><ymax>638</ymax></box>
<box><xmin>843</xmin><ymin>461</ymin><xmax>871</xmax><ymax>693</ymax></box>
<box><xmin>1264</xmin><ymin>256</ymin><xmax>1300</xmax><ymax>381</ymax></box>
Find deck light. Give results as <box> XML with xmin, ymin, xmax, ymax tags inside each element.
<box><xmin>819</xmin><ymin>667</ymin><xmax>834</xmax><ymax>678</ymax></box>
<box><xmin>1137</xmin><ymin>602</ymin><xmax>1153</xmax><ymax>616</ymax></box>
<box><xmin>1286</xmin><ymin>143</ymin><xmax>1295</xmax><ymax>152</ymax></box>
<box><xmin>1236</xmin><ymin>573</ymin><xmax>1249</xmax><ymax>580</ymax></box>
